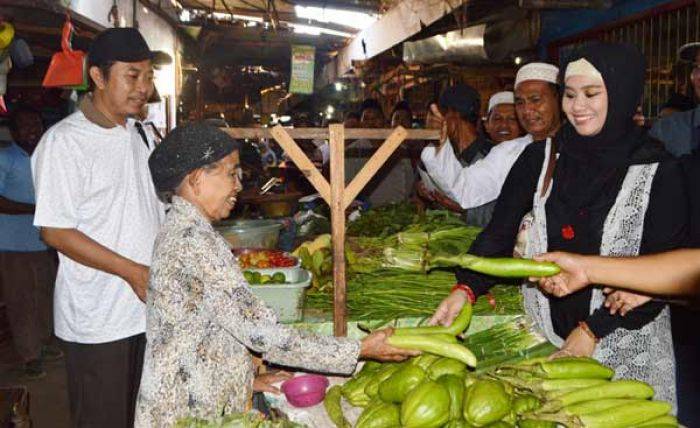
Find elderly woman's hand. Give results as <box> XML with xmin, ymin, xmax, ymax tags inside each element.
<box><xmin>253</xmin><ymin>370</ymin><xmax>293</xmax><ymax>394</ymax></box>
<box><xmin>360</xmin><ymin>328</ymin><xmax>421</xmax><ymax>362</ymax></box>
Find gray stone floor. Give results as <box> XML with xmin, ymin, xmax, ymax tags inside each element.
<box><xmin>0</xmin><ymin>339</ymin><xmax>70</xmax><ymax>428</ymax></box>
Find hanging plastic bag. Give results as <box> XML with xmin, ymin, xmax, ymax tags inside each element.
<box><xmin>42</xmin><ymin>16</ymin><xmax>85</xmax><ymax>88</ymax></box>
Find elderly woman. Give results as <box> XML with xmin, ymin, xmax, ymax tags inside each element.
<box><xmin>134</xmin><ymin>124</ymin><xmax>415</xmax><ymax>426</ymax></box>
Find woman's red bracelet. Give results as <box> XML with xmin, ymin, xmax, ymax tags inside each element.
<box><xmin>451</xmin><ymin>283</ymin><xmax>476</xmax><ymax>304</ymax></box>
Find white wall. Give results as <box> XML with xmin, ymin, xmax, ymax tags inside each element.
<box><xmin>66</xmin><ymin>0</ymin><xmax>179</xmax><ymax>130</ymax></box>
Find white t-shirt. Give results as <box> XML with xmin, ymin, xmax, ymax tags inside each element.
<box><xmin>32</xmin><ymin>111</ymin><xmax>164</xmax><ymax>344</ymax></box>
<box><xmin>420</xmin><ymin>134</ymin><xmax>533</xmax><ymax>209</ymax></box>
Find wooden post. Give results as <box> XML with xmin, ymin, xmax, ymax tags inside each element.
<box><xmin>270</xmin><ymin>125</ymin><xmax>331</xmax><ymax>205</ymax></box>
<box><xmin>227</xmin><ymin>126</ymin><xmax>438</xmax><ymax>336</ymax></box>
<box><xmin>329</xmin><ymin>124</ymin><xmax>347</xmax><ymax>337</ymax></box>
<box><xmin>343</xmin><ymin>126</ymin><xmax>408</xmax><ymax>209</ymax></box>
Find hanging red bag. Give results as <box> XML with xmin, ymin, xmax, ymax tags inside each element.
<box><xmin>42</xmin><ymin>16</ymin><xmax>85</xmax><ymax>87</ymax></box>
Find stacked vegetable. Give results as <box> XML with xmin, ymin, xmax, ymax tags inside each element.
<box><xmin>304</xmin><ymin>273</ymin><xmax>523</xmax><ymax>323</ymax></box>
<box><xmin>237</xmin><ymin>249</ymin><xmax>297</xmax><ymax>269</ymax></box>
<box><xmin>243</xmin><ymin>271</ymin><xmax>288</xmax><ymax>285</ymax></box>
<box><xmin>324</xmin><ymin>306</ymin><xmax>677</xmax><ymax>428</ymax></box>
<box><xmin>347</xmin><ymin>203</ymin><xmax>420</xmax><ymax>237</ymax></box>
<box><xmin>324</xmin><ymin>305</ymin><xmax>479</xmax><ymax>428</ymax></box>
<box><xmin>328</xmin><ymin>356</ymin><xmax>677</xmax><ymax>428</ymax></box>
<box><xmin>490</xmin><ymin>357</ymin><xmax>677</xmax><ymax>427</ymax></box>
<box><xmin>175</xmin><ymin>411</ymin><xmax>303</xmax><ymax>427</ymax></box>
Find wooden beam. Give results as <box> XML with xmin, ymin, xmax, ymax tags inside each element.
<box><xmin>222</xmin><ymin>127</ymin><xmax>439</xmax><ymax>140</ymax></box>
<box><xmin>343</xmin><ymin>126</ymin><xmax>408</xmax><ymax>209</ymax></box>
<box><xmin>329</xmin><ymin>124</ymin><xmax>347</xmax><ymax>337</ymax></box>
<box><xmin>13</xmin><ymin>22</ymin><xmax>97</xmax><ymax>38</ymax></box>
<box><xmin>225</xmin><ymin>125</ymin><xmax>435</xmax><ymax>336</ymax></box>
<box><xmin>269</xmin><ymin>125</ymin><xmax>331</xmax><ymax>205</ymax></box>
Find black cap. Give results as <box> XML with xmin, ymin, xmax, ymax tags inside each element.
<box><xmin>678</xmin><ymin>42</ymin><xmax>700</xmax><ymax>63</ymax></box>
<box><xmin>149</xmin><ymin>123</ymin><xmax>239</xmax><ymax>193</ymax></box>
<box><xmin>88</xmin><ymin>28</ymin><xmax>171</xmax><ymax>67</ymax></box>
<box><xmin>439</xmin><ymin>84</ymin><xmax>481</xmax><ymax>120</ymax></box>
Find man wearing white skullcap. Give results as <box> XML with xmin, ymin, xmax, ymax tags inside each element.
<box><xmin>421</xmin><ymin>62</ymin><xmax>561</xmax><ymax>212</ymax></box>
<box><xmin>484</xmin><ymin>91</ymin><xmax>523</xmax><ymax>144</ymax></box>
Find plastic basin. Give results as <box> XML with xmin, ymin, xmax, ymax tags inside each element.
<box><xmin>215</xmin><ymin>219</ymin><xmax>282</xmax><ymax>249</ymax></box>
<box><xmin>281</xmin><ymin>374</ymin><xmax>329</xmax><ymax>408</ymax></box>
<box><xmin>248</xmin><ymin>269</ymin><xmax>312</xmax><ymax>323</ymax></box>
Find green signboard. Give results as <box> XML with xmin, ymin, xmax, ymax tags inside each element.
<box><xmin>289</xmin><ymin>44</ymin><xmax>315</xmax><ymax>95</ymax></box>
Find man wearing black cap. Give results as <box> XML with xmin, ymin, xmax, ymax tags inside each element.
<box><xmin>418</xmin><ymin>84</ymin><xmax>496</xmax><ymax>227</ymax></box>
<box><xmin>31</xmin><ymin>28</ymin><xmax>167</xmax><ymax>427</ymax></box>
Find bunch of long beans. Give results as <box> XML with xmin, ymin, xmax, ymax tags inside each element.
<box><xmin>304</xmin><ymin>270</ymin><xmax>523</xmax><ymax>322</ymax></box>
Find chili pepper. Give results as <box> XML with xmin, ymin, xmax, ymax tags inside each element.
<box><xmin>394</xmin><ymin>303</ymin><xmax>473</xmax><ymax>337</ymax></box>
<box><xmin>539</xmin><ymin>380</ymin><xmax>655</xmax><ymax>413</ymax></box>
<box><xmin>633</xmin><ymin>414</ymin><xmax>678</xmax><ymax>426</ymax></box>
<box><xmin>517</xmin><ymin>359</ymin><xmax>614</xmax><ymax>380</ymax></box>
<box><xmin>499</xmin><ymin>375</ymin><xmax>608</xmax><ymax>395</ymax></box>
<box><xmin>387</xmin><ymin>335</ymin><xmax>477</xmax><ymax>367</ymax></box>
<box><xmin>563</xmin><ymin>398</ymin><xmax>647</xmax><ymax>415</ymax></box>
<box><xmin>575</xmin><ymin>400</ymin><xmax>672</xmax><ymax>428</ymax></box>
<box><xmin>429</xmin><ymin>255</ymin><xmax>560</xmax><ymax>278</ymax></box>
<box><xmin>323</xmin><ymin>385</ymin><xmax>350</xmax><ymax>428</ymax></box>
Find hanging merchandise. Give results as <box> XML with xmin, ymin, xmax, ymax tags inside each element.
<box><xmin>42</xmin><ymin>15</ymin><xmax>86</xmax><ymax>88</ymax></box>
<box><xmin>10</xmin><ymin>39</ymin><xmax>34</xmax><ymax>69</ymax></box>
<box><xmin>0</xmin><ymin>55</ymin><xmax>9</xmax><ymax>114</ymax></box>
<box><xmin>0</xmin><ymin>21</ymin><xmax>14</xmax><ymax>114</ymax></box>
<box><xmin>0</xmin><ymin>22</ymin><xmax>14</xmax><ymax>50</ymax></box>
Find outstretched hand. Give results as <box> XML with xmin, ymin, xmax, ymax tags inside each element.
<box><xmin>530</xmin><ymin>252</ymin><xmax>590</xmax><ymax>298</ymax></box>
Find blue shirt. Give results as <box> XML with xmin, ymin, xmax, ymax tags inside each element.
<box><xmin>649</xmin><ymin>106</ymin><xmax>700</xmax><ymax>156</ymax></box>
<box><xmin>0</xmin><ymin>142</ymin><xmax>46</xmax><ymax>251</ymax></box>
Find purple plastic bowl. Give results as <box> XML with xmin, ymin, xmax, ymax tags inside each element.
<box><xmin>281</xmin><ymin>374</ymin><xmax>330</xmax><ymax>408</ymax></box>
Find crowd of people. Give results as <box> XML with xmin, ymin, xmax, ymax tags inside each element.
<box><xmin>2</xmin><ymin>23</ymin><xmax>700</xmax><ymax>428</ymax></box>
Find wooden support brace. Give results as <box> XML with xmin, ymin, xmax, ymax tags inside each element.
<box><xmin>270</xmin><ymin>125</ymin><xmax>331</xmax><ymax>205</ymax></box>
<box><xmin>342</xmin><ymin>126</ymin><xmax>408</xmax><ymax>209</ymax></box>
<box><xmin>328</xmin><ymin>124</ymin><xmax>347</xmax><ymax>337</ymax></box>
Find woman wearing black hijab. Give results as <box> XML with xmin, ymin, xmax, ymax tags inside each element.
<box><xmin>430</xmin><ymin>42</ymin><xmax>686</xmax><ymax>406</ymax></box>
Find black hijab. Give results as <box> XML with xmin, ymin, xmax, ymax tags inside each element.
<box><xmin>549</xmin><ymin>42</ymin><xmax>666</xmax><ymax>247</ymax></box>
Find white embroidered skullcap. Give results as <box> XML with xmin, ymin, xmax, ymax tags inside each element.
<box><xmin>514</xmin><ymin>62</ymin><xmax>559</xmax><ymax>88</ymax></box>
<box><xmin>487</xmin><ymin>91</ymin><xmax>515</xmax><ymax>113</ymax></box>
<box><xmin>565</xmin><ymin>58</ymin><xmax>603</xmax><ymax>82</ymax></box>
